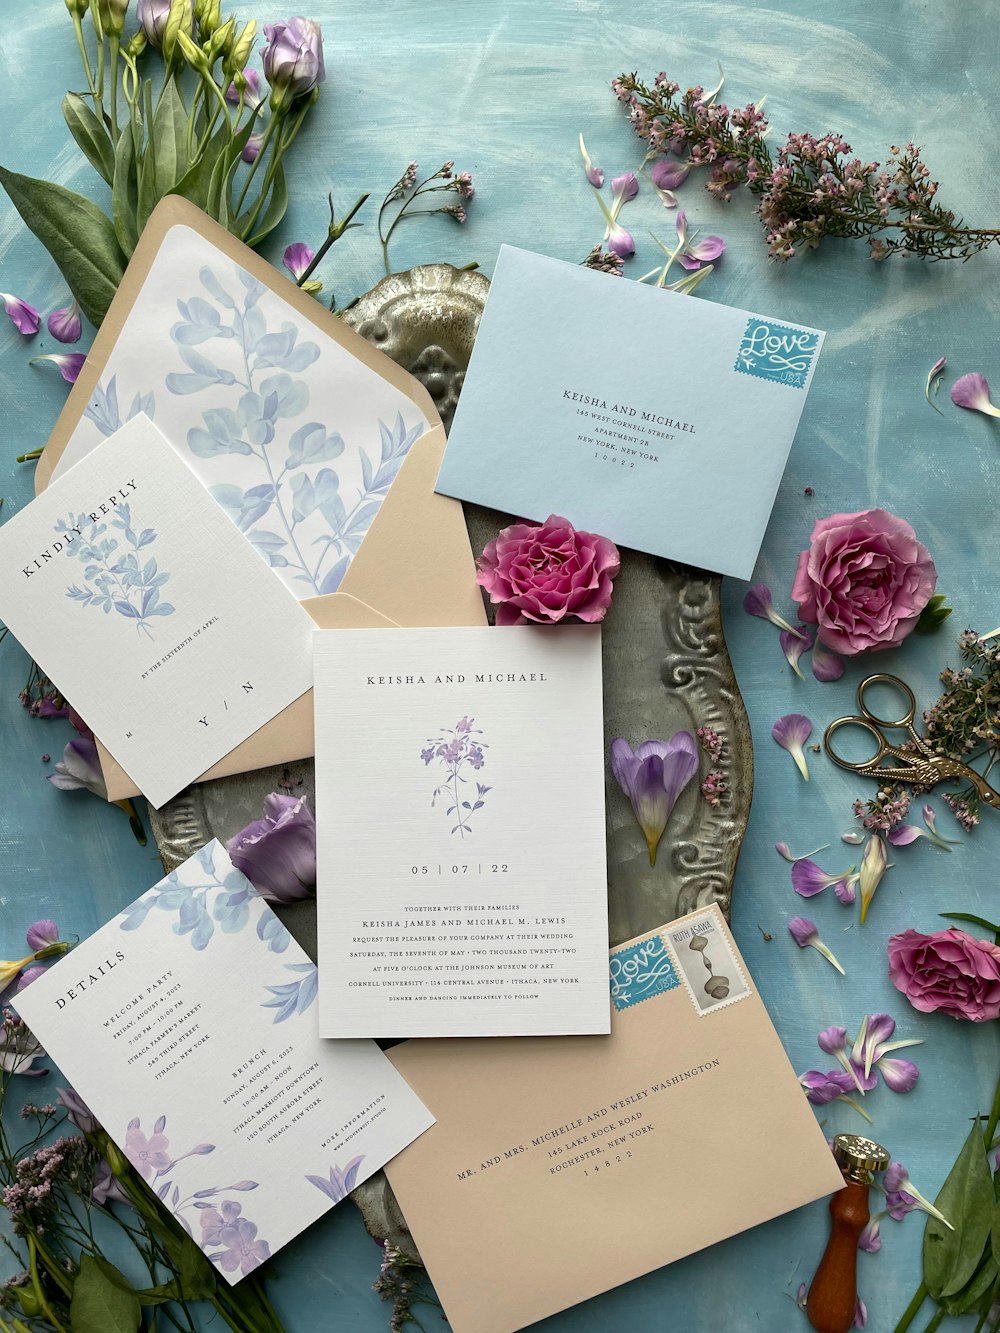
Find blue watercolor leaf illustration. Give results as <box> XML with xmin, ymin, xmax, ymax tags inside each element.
<box><xmin>62</xmin><ymin>506</ymin><xmax>175</xmax><ymax>641</ymax></box>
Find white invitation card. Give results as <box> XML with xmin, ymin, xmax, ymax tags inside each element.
<box><xmin>13</xmin><ymin>841</ymin><xmax>434</xmax><ymax>1284</ymax></box>
<box><xmin>0</xmin><ymin>415</ymin><xmax>315</xmax><ymax>807</ymax></box>
<box><xmin>313</xmin><ymin>626</ymin><xmax>610</xmax><ymax>1039</ymax></box>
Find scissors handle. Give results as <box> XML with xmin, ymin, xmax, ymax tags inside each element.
<box><xmin>824</xmin><ymin>716</ymin><xmax>891</xmax><ymax>775</ymax></box>
<box><xmin>856</xmin><ymin>673</ymin><xmax>918</xmax><ymax>730</ymax></box>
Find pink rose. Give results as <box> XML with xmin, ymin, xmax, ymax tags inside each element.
<box><xmin>887</xmin><ymin>927</ymin><xmax>1000</xmax><ymax>1022</ymax></box>
<box><xmin>476</xmin><ymin>514</ymin><xmax>620</xmax><ymax>626</ymax></box>
<box><xmin>791</xmin><ymin>508</ymin><xmax>936</xmax><ymax>656</ymax></box>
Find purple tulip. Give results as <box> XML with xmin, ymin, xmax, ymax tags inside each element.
<box><xmin>610</xmin><ymin>733</ymin><xmax>699</xmax><ymax>866</ymax></box>
<box><xmin>951</xmin><ymin>371</ymin><xmax>1000</xmax><ymax>418</ymax></box>
<box><xmin>47</xmin><ymin>736</ymin><xmax>107</xmax><ymax>798</ymax></box>
<box><xmin>772</xmin><ymin>713</ymin><xmax>813</xmax><ymax>780</ymax></box>
<box><xmin>47</xmin><ymin>300</ymin><xmax>82</xmax><ymax>344</ymax></box>
<box><xmin>262</xmin><ymin>17</ymin><xmax>326</xmax><ymax>113</ymax></box>
<box><xmin>226</xmin><ymin>792</ymin><xmax>317</xmax><ymax>903</ymax></box>
<box><xmin>31</xmin><ymin>352</ymin><xmax>87</xmax><ymax>384</ymax></box>
<box><xmin>0</xmin><ymin>292</ymin><xmax>41</xmax><ymax>336</ymax></box>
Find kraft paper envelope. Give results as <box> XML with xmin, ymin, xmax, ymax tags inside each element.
<box><xmin>385</xmin><ymin>907</ymin><xmax>843</xmax><ymax>1333</ymax></box>
<box><xmin>36</xmin><ymin>198</ymin><xmax>485</xmax><ymax>801</ymax></box>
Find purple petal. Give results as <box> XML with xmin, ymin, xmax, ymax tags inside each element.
<box><xmin>811</xmin><ymin>638</ymin><xmax>845</xmax><ymax>681</ymax></box>
<box><xmin>855</xmin><ymin>1297</ymin><xmax>868</xmax><ymax>1329</ymax></box>
<box><xmin>31</xmin><ymin>353</ymin><xmax>87</xmax><ymax>383</ymax></box>
<box><xmin>928</xmin><ymin>356</ymin><xmax>947</xmax><ymax>378</ymax></box>
<box><xmin>47</xmin><ymin>300</ymin><xmax>82</xmax><ymax>344</ymax></box>
<box><xmin>772</xmin><ymin>713</ymin><xmax>813</xmax><ymax>779</ymax></box>
<box><xmin>47</xmin><ymin>736</ymin><xmax>106</xmax><ymax>797</ymax></box>
<box><xmin>242</xmin><ymin>132</ymin><xmax>265</xmax><ymax>164</ymax></box>
<box><xmin>578</xmin><ymin>134</ymin><xmax>604</xmax><ymax>188</ymax></box>
<box><xmin>858</xmin><ymin>1216</ymin><xmax>882</xmax><ymax>1253</ymax></box>
<box><xmin>887</xmin><ymin>824</ymin><xmax>923</xmax><ymax>846</ymax></box>
<box><xmin>26</xmin><ymin>920</ymin><xmax>59</xmax><ymax>950</ymax></box>
<box><xmin>686</xmin><ymin>234</ymin><xmax>725</xmax><ymax>261</ymax></box>
<box><xmin>791</xmin><ymin>858</ymin><xmax>831</xmax><ymax>897</ymax></box>
<box><xmin>788</xmin><ymin>916</ymin><xmax>817</xmax><ymax>948</ymax></box>
<box><xmin>835</xmin><ymin>876</ymin><xmax>857</xmax><ymax>905</ymax></box>
<box><xmin>611</xmin><ymin>171</ymin><xmax>639</xmax><ymax>202</ymax></box>
<box><xmin>631</xmin><ymin>754</ymin><xmax>670</xmax><ymax>860</ymax></box>
<box><xmin>879</xmin><ymin>1057</ymin><xmax>920</xmax><ymax>1094</ymax></box>
<box><xmin>609</xmin><ymin>737</ymin><xmax>639</xmax><ymax>797</ymax></box>
<box><xmin>775</xmin><ymin>840</ymin><xmax>830</xmax><ymax>862</ymax></box>
<box><xmin>651</xmin><ymin>158</ymin><xmax>690</xmax><ymax>191</ymax></box>
<box><xmin>676</xmin><ymin>252</ymin><xmax>705</xmax><ymax>271</ymax></box>
<box><xmin>658</xmin><ymin>732</ymin><xmax>699</xmax><ymax>815</ymax></box>
<box><xmin>15</xmin><ymin>966</ymin><xmax>47</xmax><ymax>992</ymax></box>
<box><xmin>0</xmin><ymin>292</ymin><xmax>41</xmax><ymax>335</ymax></box>
<box><xmin>817</xmin><ymin>1025</ymin><xmax>847</xmax><ymax>1055</ymax></box>
<box><xmin>606</xmin><ymin>224</ymin><xmax>635</xmax><ymax>258</ymax></box>
<box><xmin>951</xmin><ymin>372</ymin><xmax>1000</xmax><ymax>417</ymax></box>
<box><xmin>882</xmin><ymin>1161</ymin><xmax>907</xmax><ymax>1194</ymax></box>
<box><xmin>674</xmin><ymin>209</ymin><xmax>689</xmax><ymax>244</ymax></box>
<box><xmin>282</xmin><ymin>243</ymin><xmax>314</xmax><ymax>281</ymax></box>
<box><xmin>780</xmin><ymin>625</ymin><xmax>814</xmax><ymax>677</ymax></box>
<box><xmin>742</xmin><ymin>583</ymin><xmax>775</xmax><ymax>619</ymax></box>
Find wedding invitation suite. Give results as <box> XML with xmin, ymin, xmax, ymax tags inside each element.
<box><xmin>384</xmin><ymin>907</ymin><xmax>844</xmax><ymax>1333</ymax></box>
<box><xmin>435</xmin><ymin>245</ymin><xmax>825</xmax><ymax>579</ymax></box>
<box><xmin>0</xmin><ymin>415</ymin><xmax>315</xmax><ymax>808</ymax></box>
<box><xmin>13</xmin><ymin>841</ymin><xmax>434</xmax><ymax>1284</ymax></box>
<box><xmin>313</xmin><ymin>625</ymin><xmax>610</xmax><ymax>1038</ymax></box>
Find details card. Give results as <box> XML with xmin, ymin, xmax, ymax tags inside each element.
<box><xmin>13</xmin><ymin>841</ymin><xmax>434</xmax><ymax>1284</ymax></box>
<box><xmin>435</xmin><ymin>246</ymin><xmax>825</xmax><ymax>579</ymax></box>
<box><xmin>313</xmin><ymin>625</ymin><xmax>610</xmax><ymax>1039</ymax></box>
<box><xmin>384</xmin><ymin>908</ymin><xmax>844</xmax><ymax>1333</ymax></box>
<box><xmin>0</xmin><ymin>415</ymin><xmax>315</xmax><ymax>807</ymax></box>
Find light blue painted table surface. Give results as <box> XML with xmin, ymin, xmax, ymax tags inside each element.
<box><xmin>2</xmin><ymin>3</ymin><xmax>999</xmax><ymax>1330</ymax></box>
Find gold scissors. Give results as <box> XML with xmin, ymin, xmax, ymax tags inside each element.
<box><xmin>824</xmin><ymin>673</ymin><xmax>1000</xmax><ymax>810</ymax></box>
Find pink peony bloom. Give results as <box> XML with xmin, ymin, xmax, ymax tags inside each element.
<box><xmin>226</xmin><ymin>792</ymin><xmax>316</xmax><ymax>903</ymax></box>
<box><xmin>887</xmin><ymin>927</ymin><xmax>1000</xmax><ymax>1022</ymax></box>
<box><xmin>791</xmin><ymin>508</ymin><xmax>937</xmax><ymax>656</ymax></box>
<box><xmin>476</xmin><ymin>514</ymin><xmax>620</xmax><ymax>626</ymax></box>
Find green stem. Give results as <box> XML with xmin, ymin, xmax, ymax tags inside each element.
<box><xmin>15</xmin><ymin>449</ymin><xmax>43</xmax><ymax>463</ymax></box>
<box><xmin>923</xmin><ymin>1310</ymin><xmax>945</xmax><ymax>1333</ymax></box>
<box><xmin>233</xmin><ymin>114</ymin><xmax>279</xmax><ymax>217</ymax></box>
<box><xmin>984</xmin><ymin>1060</ymin><xmax>1000</xmax><ymax>1151</ymax></box>
<box><xmin>27</xmin><ymin>1236</ymin><xmax>67</xmax><ymax>1332</ymax></box>
<box><xmin>297</xmin><ymin>192</ymin><xmax>370</xmax><ymax>285</ymax></box>
<box><xmin>71</xmin><ymin>14</ymin><xmax>100</xmax><ymax>106</ymax></box>
<box><xmin>894</xmin><ymin>1282</ymin><xmax>928</xmax><ymax>1333</ymax></box>
<box><xmin>108</xmin><ymin>34</ymin><xmax>120</xmax><ymax>140</ymax></box>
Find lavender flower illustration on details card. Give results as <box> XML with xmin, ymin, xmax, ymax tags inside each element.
<box><xmin>422</xmin><ymin>717</ymin><xmax>491</xmax><ymax>837</ymax></box>
<box><xmin>306</xmin><ymin>1154</ymin><xmax>365</xmax><ymax>1205</ymax></box>
<box><xmin>61</xmin><ymin>504</ymin><xmax>175</xmax><ymax>640</ymax></box>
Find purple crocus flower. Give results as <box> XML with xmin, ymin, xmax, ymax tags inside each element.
<box><xmin>780</xmin><ymin>624</ymin><xmax>814</xmax><ymax>678</ymax></box>
<box><xmin>811</xmin><ymin>637</ymin><xmax>845</xmax><ymax>682</ymax></box>
<box><xmin>31</xmin><ymin>352</ymin><xmax>87</xmax><ymax>384</ymax></box>
<box><xmin>47</xmin><ymin>299</ymin><xmax>82</xmax><ymax>344</ymax></box>
<box><xmin>788</xmin><ymin>916</ymin><xmax>845</xmax><ymax>974</ymax></box>
<box><xmin>0</xmin><ymin>292</ymin><xmax>41</xmax><ymax>336</ymax></box>
<box><xmin>47</xmin><ymin>736</ymin><xmax>107</xmax><ymax>798</ymax></box>
<box><xmin>951</xmin><ymin>372</ymin><xmax>1000</xmax><ymax>418</ymax></box>
<box><xmin>226</xmin><ymin>793</ymin><xmax>317</xmax><ymax>903</ymax></box>
<box><xmin>610</xmin><ymin>733</ymin><xmax>699</xmax><ymax>866</ymax></box>
<box><xmin>674</xmin><ymin>210</ymin><xmax>725</xmax><ymax>270</ymax></box>
<box><xmin>262</xmin><ymin>17</ymin><xmax>326</xmax><ymax>113</ymax></box>
<box><xmin>742</xmin><ymin>583</ymin><xmax>804</xmax><ymax>636</ymax></box>
<box><xmin>282</xmin><ymin>242</ymin><xmax>314</xmax><ymax>282</ymax></box>
<box><xmin>772</xmin><ymin>713</ymin><xmax>813</xmax><ymax>780</ymax></box>
<box><xmin>578</xmin><ymin>134</ymin><xmax>604</xmax><ymax>188</ymax></box>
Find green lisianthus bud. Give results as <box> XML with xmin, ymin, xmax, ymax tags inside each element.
<box><xmin>196</xmin><ymin>0</ymin><xmax>220</xmax><ymax>37</ymax></box>
<box><xmin>64</xmin><ymin>0</ymin><xmax>90</xmax><ymax>17</ymax></box>
<box><xmin>224</xmin><ymin>18</ymin><xmax>256</xmax><ymax>77</ymax></box>
<box><xmin>176</xmin><ymin>27</ymin><xmax>209</xmax><ymax>73</ymax></box>
<box><xmin>206</xmin><ymin>14</ymin><xmax>235</xmax><ymax>62</ymax></box>
<box><xmin>97</xmin><ymin>0</ymin><xmax>129</xmax><ymax>38</ymax></box>
<box><xmin>162</xmin><ymin>0</ymin><xmax>194</xmax><ymax>62</ymax></box>
<box><xmin>16</xmin><ymin>1287</ymin><xmax>42</xmax><ymax>1318</ymax></box>
<box><xmin>104</xmin><ymin>1140</ymin><xmax>129</xmax><ymax>1177</ymax></box>
<box><xmin>125</xmin><ymin>28</ymin><xmax>147</xmax><ymax>58</ymax></box>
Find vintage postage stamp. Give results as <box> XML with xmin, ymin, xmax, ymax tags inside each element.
<box><xmin>662</xmin><ymin>912</ymin><xmax>751</xmax><ymax>1015</ymax></box>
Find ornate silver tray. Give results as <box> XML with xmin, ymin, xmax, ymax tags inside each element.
<box><xmin>148</xmin><ymin>263</ymin><xmax>753</xmax><ymax>1252</ymax></box>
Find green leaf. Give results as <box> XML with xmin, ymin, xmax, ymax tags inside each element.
<box><xmin>917</xmin><ymin>593</ymin><xmax>954</xmax><ymax>634</ymax></box>
<box><xmin>940</xmin><ymin>912</ymin><xmax>1000</xmax><ymax>936</ymax></box>
<box><xmin>167</xmin><ymin>123</ymin><xmax>231</xmax><ymax>213</ymax></box>
<box><xmin>924</xmin><ymin>1119</ymin><xmax>994</xmax><ymax>1300</ymax></box>
<box><xmin>245</xmin><ymin>161</ymin><xmax>288</xmax><ymax>246</ymax></box>
<box><xmin>62</xmin><ymin>92</ymin><xmax>115</xmax><ymax>187</ymax></box>
<box><xmin>111</xmin><ymin>108</ymin><xmax>141</xmax><ymax>256</ymax></box>
<box><xmin>0</xmin><ymin>166</ymin><xmax>126</xmax><ymax>326</ymax></box>
<box><xmin>151</xmin><ymin>76</ymin><xmax>191</xmax><ymax>199</ymax></box>
<box><xmin>70</xmin><ymin>1255</ymin><xmax>140</xmax><ymax>1333</ymax></box>
<box><xmin>938</xmin><ymin>1244</ymin><xmax>998</xmax><ymax>1315</ymax></box>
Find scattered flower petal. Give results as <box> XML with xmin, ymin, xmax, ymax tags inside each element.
<box><xmin>0</xmin><ymin>292</ymin><xmax>41</xmax><ymax>336</ymax></box>
<box><xmin>835</xmin><ymin>876</ymin><xmax>858</xmax><ymax>906</ymax></box>
<box><xmin>651</xmin><ymin>158</ymin><xmax>691</xmax><ymax>192</ymax></box>
<box><xmin>855</xmin><ymin>1296</ymin><xmax>868</xmax><ymax>1329</ymax></box>
<box><xmin>742</xmin><ymin>584</ymin><xmax>804</xmax><ymax>635</ymax></box>
<box><xmin>25</xmin><ymin>921</ymin><xmax>58</xmax><ymax>951</ymax></box>
<box><xmin>610</xmin><ymin>171</ymin><xmax>639</xmax><ymax>208</ymax></box>
<box><xmin>841</xmin><ymin>830</ymin><xmax>864</xmax><ymax>844</ymax></box>
<box><xmin>883</xmin><ymin>1161</ymin><xmax>953</xmax><ymax>1228</ymax></box>
<box><xmin>30</xmin><ymin>353</ymin><xmax>87</xmax><ymax>384</ymax></box>
<box><xmin>47</xmin><ymin>736</ymin><xmax>107</xmax><ymax>798</ymax></box>
<box><xmin>578</xmin><ymin>133</ymin><xmax>604</xmax><ymax>188</ymax></box>
<box><xmin>605</xmin><ymin>221</ymin><xmax>635</xmax><ymax>258</ymax></box>
<box><xmin>775</xmin><ymin>841</ymin><xmax>830</xmax><ymax>862</ymax></box>
<box><xmin>47</xmin><ymin>299</ymin><xmax>82</xmax><ymax>344</ymax></box>
<box><xmin>811</xmin><ymin>637</ymin><xmax>845</xmax><ymax>682</ymax></box>
<box><xmin>878</xmin><ymin>1056</ymin><xmax>920</xmax><ymax>1094</ymax></box>
<box><xmin>925</xmin><ymin>355</ymin><xmax>946</xmax><ymax>414</ymax></box>
<box><xmin>780</xmin><ymin>624</ymin><xmax>814</xmax><ymax>677</ymax></box>
<box><xmin>282</xmin><ymin>242</ymin><xmax>315</xmax><ymax>282</ymax></box>
<box><xmin>858</xmin><ymin>834</ymin><xmax>888</xmax><ymax>924</ymax></box>
<box><xmin>951</xmin><ymin>372</ymin><xmax>1000</xmax><ymax>418</ymax></box>
<box><xmin>791</xmin><ymin>858</ymin><xmax>857</xmax><ymax>899</ymax></box>
<box><xmin>798</xmin><ymin>1069</ymin><xmax>872</xmax><ymax>1121</ymax></box>
<box><xmin>611</xmin><ymin>734</ymin><xmax>699</xmax><ymax>865</ymax></box>
<box><xmin>772</xmin><ymin>713</ymin><xmax>813</xmax><ymax>780</ymax></box>
<box><xmin>788</xmin><ymin>916</ymin><xmax>845</xmax><ymax>974</ymax></box>
<box><xmin>674</xmin><ymin>209</ymin><xmax>725</xmax><ymax>270</ymax></box>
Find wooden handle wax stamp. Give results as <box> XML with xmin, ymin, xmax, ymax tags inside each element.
<box><xmin>807</xmin><ymin>1134</ymin><xmax>890</xmax><ymax>1333</ymax></box>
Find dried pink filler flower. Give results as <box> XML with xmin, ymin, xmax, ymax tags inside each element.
<box><xmin>951</xmin><ymin>372</ymin><xmax>1000</xmax><ymax>418</ymax></box>
<box><xmin>476</xmin><ymin>515</ymin><xmax>620</xmax><ymax>625</ymax></box>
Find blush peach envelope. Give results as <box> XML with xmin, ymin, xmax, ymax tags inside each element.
<box><xmin>36</xmin><ymin>198</ymin><xmax>485</xmax><ymax>801</ymax></box>
<box><xmin>384</xmin><ymin>907</ymin><xmax>843</xmax><ymax>1333</ymax></box>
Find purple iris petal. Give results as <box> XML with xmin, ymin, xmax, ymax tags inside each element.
<box><xmin>951</xmin><ymin>372</ymin><xmax>1000</xmax><ymax>417</ymax></box>
<box><xmin>811</xmin><ymin>637</ymin><xmax>845</xmax><ymax>681</ymax></box>
<box><xmin>800</xmin><ymin>1069</ymin><xmax>854</xmax><ymax>1105</ymax></box>
<box><xmin>47</xmin><ymin>300</ymin><xmax>82</xmax><ymax>344</ymax></box>
<box><xmin>791</xmin><ymin>858</ymin><xmax>833</xmax><ymax>897</ymax></box>
<box><xmin>883</xmin><ymin>1161</ymin><xmax>907</xmax><ymax>1194</ymax></box>
<box><xmin>611</xmin><ymin>171</ymin><xmax>639</xmax><ymax>203</ymax></box>
<box><xmin>817</xmin><ymin>1025</ymin><xmax>847</xmax><ymax>1055</ymax></box>
<box><xmin>0</xmin><ymin>292</ymin><xmax>41</xmax><ymax>336</ymax></box>
<box><xmin>743</xmin><ymin>583</ymin><xmax>802</xmax><ymax>634</ymax></box>
<box><xmin>887</xmin><ymin>824</ymin><xmax>923</xmax><ymax>846</ymax></box>
<box><xmin>847</xmin><ymin>1059</ymin><xmax>878</xmax><ymax>1093</ymax></box>
<box><xmin>685</xmin><ymin>234</ymin><xmax>726</xmax><ymax>262</ymax></box>
<box><xmin>835</xmin><ymin>876</ymin><xmax>857</xmax><ymax>905</ymax></box>
<box><xmin>651</xmin><ymin>158</ymin><xmax>691</xmax><ymax>192</ymax></box>
<box><xmin>25</xmin><ymin>920</ymin><xmax>59</xmax><ymax>951</ymax></box>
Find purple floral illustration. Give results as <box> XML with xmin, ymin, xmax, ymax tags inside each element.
<box><xmin>200</xmin><ymin>1200</ymin><xmax>271</xmax><ymax>1275</ymax></box>
<box><xmin>421</xmin><ymin>716</ymin><xmax>492</xmax><ymax>837</ymax></box>
<box><xmin>306</xmin><ymin>1154</ymin><xmax>365</xmax><ymax>1205</ymax></box>
<box><xmin>123</xmin><ymin>1114</ymin><xmax>215</xmax><ymax>1183</ymax></box>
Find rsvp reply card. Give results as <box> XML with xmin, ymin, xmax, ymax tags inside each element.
<box><xmin>0</xmin><ymin>415</ymin><xmax>315</xmax><ymax>807</ymax></box>
<box><xmin>435</xmin><ymin>246</ymin><xmax>825</xmax><ymax>579</ymax></box>
<box><xmin>313</xmin><ymin>626</ymin><xmax>610</xmax><ymax>1039</ymax></box>
<box><xmin>384</xmin><ymin>908</ymin><xmax>844</xmax><ymax>1333</ymax></box>
<box><xmin>13</xmin><ymin>841</ymin><xmax>434</xmax><ymax>1284</ymax></box>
